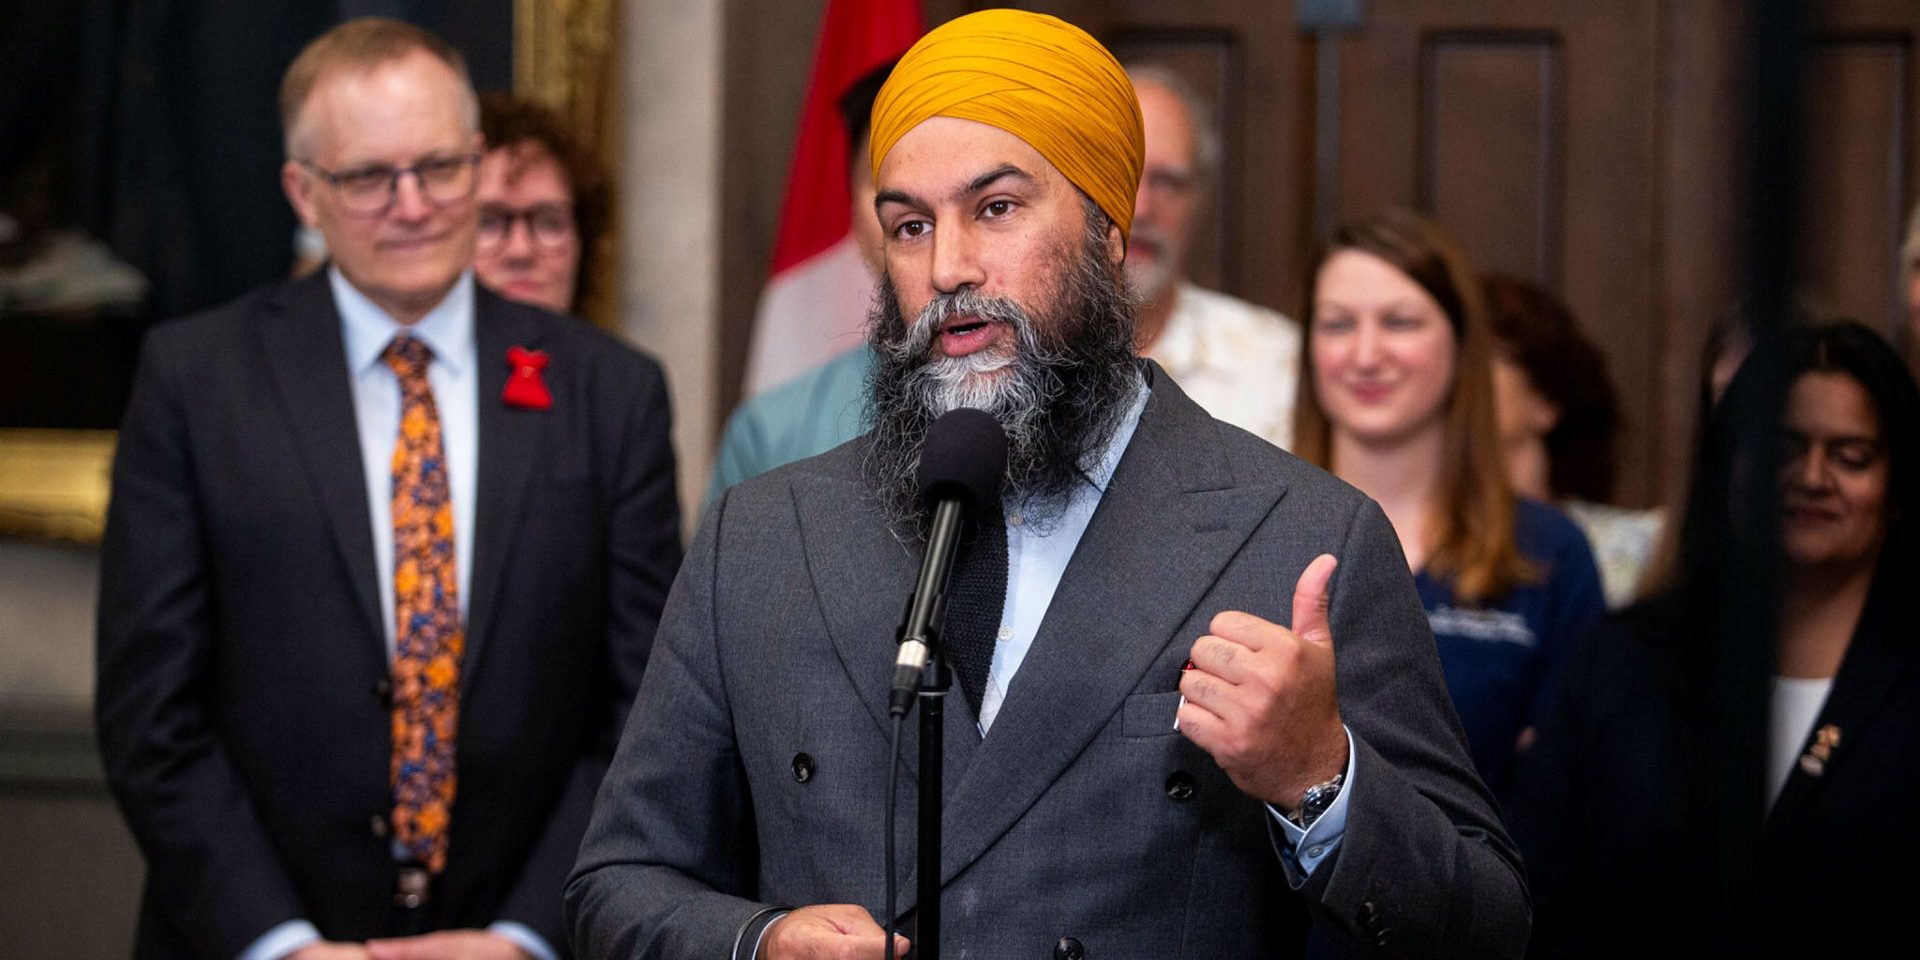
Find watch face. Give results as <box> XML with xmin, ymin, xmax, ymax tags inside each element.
<box><xmin>1300</xmin><ymin>774</ymin><xmax>1344</xmax><ymax>821</ymax></box>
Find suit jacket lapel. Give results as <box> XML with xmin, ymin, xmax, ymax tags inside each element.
<box><xmin>906</xmin><ymin>365</ymin><xmax>1288</xmax><ymax>902</ymax></box>
<box><xmin>260</xmin><ymin>273</ymin><xmax>384</xmax><ymax>646</ymax></box>
<box><xmin>463</xmin><ymin>291</ymin><xmax>546</xmax><ymax>694</ymax></box>
<box><xmin>1767</xmin><ymin>592</ymin><xmax>1911</xmax><ymax>827</ymax></box>
<box><xmin>792</xmin><ymin>467</ymin><xmax>983</xmax><ymax>786</ymax></box>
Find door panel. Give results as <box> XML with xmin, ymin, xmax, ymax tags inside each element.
<box><xmin>1801</xmin><ymin>33</ymin><xmax>1912</xmax><ymax>338</ymax></box>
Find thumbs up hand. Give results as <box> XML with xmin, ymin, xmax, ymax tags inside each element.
<box><xmin>1176</xmin><ymin>554</ymin><xmax>1349</xmax><ymax>813</ymax></box>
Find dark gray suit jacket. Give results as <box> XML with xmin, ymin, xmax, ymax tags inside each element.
<box><xmin>568</xmin><ymin>365</ymin><xmax>1526</xmax><ymax>959</ymax></box>
<box><xmin>97</xmin><ymin>272</ymin><xmax>683</xmax><ymax>958</ymax></box>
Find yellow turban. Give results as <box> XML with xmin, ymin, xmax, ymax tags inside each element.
<box><xmin>869</xmin><ymin>9</ymin><xmax>1145</xmax><ymax>243</ymax></box>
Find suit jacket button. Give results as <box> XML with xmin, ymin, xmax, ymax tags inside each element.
<box><xmin>1164</xmin><ymin>771</ymin><xmax>1195</xmax><ymax>801</ymax></box>
<box><xmin>1374</xmin><ymin>927</ymin><xmax>1392</xmax><ymax>947</ymax></box>
<box><xmin>1053</xmin><ymin>936</ymin><xmax>1085</xmax><ymax>960</ymax></box>
<box><xmin>369</xmin><ymin>814</ymin><xmax>390</xmax><ymax>839</ymax></box>
<box><xmin>1358</xmin><ymin>900</ymin><xmax>1377</xmax><ymax>924</ymax></box>
<box><xmin>371</xmin><ymin>678</ymin><xmax>392</xmax><ymax>705</ymax></box>
<box><xmin>792</xmin><ymin>753</ymin><xmax>815</xmax><ymax>783</ymax></box>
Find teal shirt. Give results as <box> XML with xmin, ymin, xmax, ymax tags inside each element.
<box><xmin>706</xmin><ymin>345</ymin><xmax>874</xmax><ymax>504</ymax></box>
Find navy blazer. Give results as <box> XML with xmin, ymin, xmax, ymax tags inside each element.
<box><xmin>1511</xmin><ymin>586</ymin><xmax>1920</xmax><ymax>958</ymax></box>
<box><xmin>96</xmin><ymin>271</ymin><xmax>683</xmax><ymax>959</ymax></box>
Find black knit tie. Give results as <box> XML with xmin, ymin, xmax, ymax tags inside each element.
<box><xmin>941</xmin><ymin>508</ymin><xmax>1008</xmax><ymax>720</ymax></box>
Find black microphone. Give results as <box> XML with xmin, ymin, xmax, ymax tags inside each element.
<box><xmin>888</xmin><ymin>408</ymin><xmax>1007</xmax><ymax>717</ymax></box>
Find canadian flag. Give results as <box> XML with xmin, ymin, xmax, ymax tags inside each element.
<box><xmin>741</xmin><ymin>0</ymin><xmax>922</xmax><ymax>396</ymax></box>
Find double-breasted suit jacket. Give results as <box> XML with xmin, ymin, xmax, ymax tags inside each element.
<box><xmin>568</xmin><ymin>364</ymin><xmax>1528</xmax><ymax>959</ymax></box>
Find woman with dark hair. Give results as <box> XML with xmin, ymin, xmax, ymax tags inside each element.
<box><xmin>1512</xmin><ymin>320</ymin><xmax>1920</xmax><ymax>957</ymax></box>
<box><xmin>1483</xmin><ymin>275</ymin><xmax>1662</xmax><ymax>607</ymax></box>
<box><xmin>1294</xmin><ymin>209</ymin><xmax>1605</xmax><ymax>797</ymax></box>
<box><xmin>472</xmin><ymin>92</ymin><xmax>611</xmax><ymax>316</ymax></box>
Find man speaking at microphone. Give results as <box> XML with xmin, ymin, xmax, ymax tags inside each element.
<box><xmin>568</xmin><ymin>9</ymin><xmax>1527</xmax><ymax>959</ymax></box>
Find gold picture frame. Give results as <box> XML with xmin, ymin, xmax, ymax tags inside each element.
<box><xmin>0</xmin><ymin>429</ymin><xmax>116</xmax><ymax>543</ymax></box>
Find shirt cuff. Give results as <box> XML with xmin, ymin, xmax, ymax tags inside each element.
<box><xmin>749</xmin><ymin>910</ymin><xmax>791</xmax><ymax>960</ymax></box>
<box><xmin>487</xmin><ymin>921</ymin><xmax>558</xmax><ymax>960</ymax></box>
<box><xmin>1265</xmin><ymin>724</ymin><xmax>1357</xmax><ymax>883</ymax></box>
<box><xmin>236</xmin><ymin>920</ymin><xmax>321</xmax><ymax>960</ymax></box>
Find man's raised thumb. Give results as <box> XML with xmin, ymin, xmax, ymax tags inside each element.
<box><xmin>1290</xmin><ymin>554</ymin><xmax>1338</xmax><ymax>646</ymax></box>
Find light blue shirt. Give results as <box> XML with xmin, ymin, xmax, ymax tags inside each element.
<box><xmin>706</xmin><ymin>345</ymin><xmax>874</xmax><ymax>505</ymax></box>
<box><xmin>239</xmin><ymin>269</ymin><xmax>552</xmax><ymax>960</ymax></box>
<box><xmin>334</xmin><ymin>267</ymin><xmax>480</xmax><ymax>645</ymax></box>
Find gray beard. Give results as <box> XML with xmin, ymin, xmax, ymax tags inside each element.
<box><xmin>1122</xmin><ymin>223</ymin><xmax>1180</xmax><ymax>304</ymax></box>
<box><xmin>863</xmin><ymin>226</ymin><xmax>1143</xmax><ymax>537</ymax></box>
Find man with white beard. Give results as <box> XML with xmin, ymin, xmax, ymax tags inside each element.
<box><xmin>1128</xmin><ymin>64</ymin><xmax>1303</xmax><ymax>450</ymax></box>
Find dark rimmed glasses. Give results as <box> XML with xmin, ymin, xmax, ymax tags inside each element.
<box><xmin>299</xmin><ymin>153</ymin><xmax>481</xmax><ymax>215</ymax></box>
<box><xmin>476</xmin><ymin>203</ymin><xmax>578</xmax><ymax>252</ymax></box>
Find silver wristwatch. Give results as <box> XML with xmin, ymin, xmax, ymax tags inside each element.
<box><xmin>1288</xmin><ymin>772</ymin><xmax>1345</xmax><ymax>830</ymax></box>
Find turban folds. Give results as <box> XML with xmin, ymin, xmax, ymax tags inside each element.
<box><xmin>869</xmin><ymin>9</ymin><xmax>1145</xmax><ymax>243</ymax></box>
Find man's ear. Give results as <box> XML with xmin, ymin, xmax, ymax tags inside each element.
<box><xmin>283</xmin><ymin>162</ymin><xmax>320</xmax><ymax>229</ymax></box>
<box><xmin>1105</xmin><ymin>221</ymin><xmax>1126</xmax><ymax>267</ymax></box>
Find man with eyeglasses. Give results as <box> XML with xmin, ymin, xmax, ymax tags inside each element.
<box><xmin>472</xmin><ymin>94</ymin><xmax>610</xmax><ymax>316</ymax></box>
<box><xmin>96</xmin><ymin>18</ymin><xmax>682</xmax><ymax>960</ymax></box>
<box><xmin>1127</xmin><ymin>64</ymin><xmax>1302</xmax><ymax>450</ymax></box>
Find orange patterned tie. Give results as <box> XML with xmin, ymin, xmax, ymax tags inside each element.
<box><xmin>383</xmin><ymin>336</ymin><xmax>463</xmax><ymax>874</ymax></box>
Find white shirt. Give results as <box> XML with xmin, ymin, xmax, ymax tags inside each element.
<box><xmin>1769</xmin><ymin>675</ymin><xmax>1834</xmax><ymax>804</ymax></box>
<box><xmin>1146</xmin><ymin>283</ymin><xmax>1302</xmax><ymax>450</ymax></box>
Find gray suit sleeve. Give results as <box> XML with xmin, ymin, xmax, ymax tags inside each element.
<box><xmin>566</xmin><ymin>492</ymin><xmax>776</xmax><ymax>959</ymax></box>
<box><xmin>1300</xmin><ymin>497</ymin><xmax>1531</xmax><ymax>958</ymax></box>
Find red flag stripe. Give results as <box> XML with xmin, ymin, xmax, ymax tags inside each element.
<box><xmin>767</xmin><ymin>0</ymin><xmax>924</xmax><ymax>275</ymax></box>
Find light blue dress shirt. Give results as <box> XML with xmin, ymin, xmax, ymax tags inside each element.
<box><xmin>239</xmin><ymin>269</ymin><xmax>553</xmax><ymax>960</ymax></box>
<box><xmin>335</xmin><ymin>267</ymin><xmax>480</xmax><ymax>644</ymax></box>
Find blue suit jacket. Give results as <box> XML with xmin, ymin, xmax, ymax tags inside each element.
<box><xmin>96</xmin><ymin>271</ymin><xmax>683</xmax><ymax>958</ymax></box>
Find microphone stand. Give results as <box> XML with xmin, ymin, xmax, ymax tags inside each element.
<box><xmin>914</xmin><ymin>649</ymin><xmax>947</xmax><ymax>960</ymax></box>
<box><xmin>888</xmin><ymin>497</ymin><xmax>966</xmax><ymax>960</ymax></box>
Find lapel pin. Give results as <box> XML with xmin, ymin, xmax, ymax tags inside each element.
<box><xmin>504</xmin><ymin>346</ymin><xmax>552</xmax><ymax>410</ymax></box>
<box><xmin>1798</xmin><ymin>723</ymin><xmax>1842</xmax><ymax>777</ymax></box>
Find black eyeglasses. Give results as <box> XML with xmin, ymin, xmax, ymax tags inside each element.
<box><xmin>476</xmin><ymin>203</ymin><xmax>578</xmax><ymax>251</ymax></box>
<box><xmin>299</xmin><ymin>154</ymin><xmax>481</xmax><ymax>215</ymax></box>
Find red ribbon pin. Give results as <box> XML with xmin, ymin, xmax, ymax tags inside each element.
<box><xmin>503</xmin><ymin>346</ymin><xmax>552</xmax><ymax>410</ymax></box>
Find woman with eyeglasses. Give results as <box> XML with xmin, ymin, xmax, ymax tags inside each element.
<box><xmin>472</xmin><ymin>93</ymin><xmax>610</xmax><ymax>315</ymax></box>
<box><xmin>1293</xmin><ymin>208</ymin><xmax>1606</xmax><ymax>800</ymax></box>
<box><xmin>1511</xmin><ymin>320</ymin><xmax>1920</xmax><ymax>956</ymax></box>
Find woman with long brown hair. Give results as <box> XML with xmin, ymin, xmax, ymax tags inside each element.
<box><xmin>1295</xmin><ymin>208</ymin><xmax>1605</xmax><ymax>796</ymax></box>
